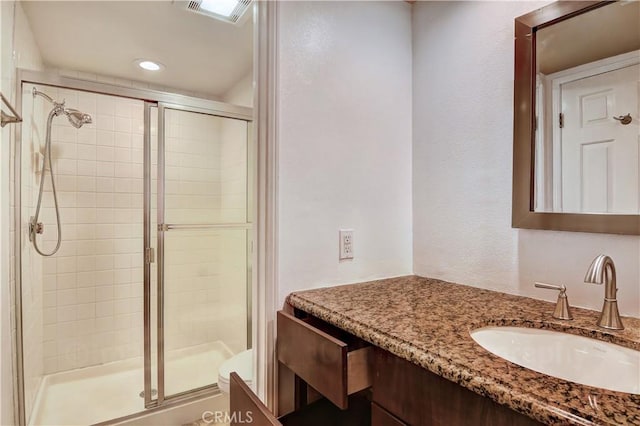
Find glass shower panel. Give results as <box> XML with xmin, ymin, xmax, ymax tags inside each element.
<box><xmin>159</xmin><ymin>107</ymin><xmax>250</xmax><ymax>398</ymax></box>
<box><xmin>163</xmin><ymin>228</ymin><xmax>248</xmax><ymax>396</ymax></box>
<box><xmin>163</xmin><ymin>109</ymin><xmax>248</xmax><ymax>225</ymax></box>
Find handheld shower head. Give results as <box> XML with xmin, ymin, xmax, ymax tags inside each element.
<box><xmin>30</xmin><ymin>86</ymin><xmax>93</xmax><ymax>257</ymax></box>
<box><xmin>33</xmin><ymin>87</ymin><xmax>92</xmax><ymax>129</ymax></box>
<box><xmin>63</xmin><ymin>108</ymin><xmax>92</xmax><ymax>128</ymax></box>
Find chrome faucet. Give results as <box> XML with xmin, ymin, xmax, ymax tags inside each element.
<box><xmin>584</xmin><ymin>255</ymin><xmax>624</xmax><ymax>330</ymax></box>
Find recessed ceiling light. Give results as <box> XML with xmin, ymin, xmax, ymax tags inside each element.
<box><xmin>135</xmin><ymin>59</ymin><xmax>164</xmax><ymax>71</ymax></box>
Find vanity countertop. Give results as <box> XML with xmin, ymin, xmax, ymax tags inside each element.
<box><xmin>286</xmin><ymin>275</ymin><xmax>640</xmax><ymax>426</ymax></box>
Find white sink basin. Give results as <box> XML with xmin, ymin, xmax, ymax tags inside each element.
<box><xmin>470</xmin><ymin>326</ymin><xmax>640</xmax><ymax>394</ymax></box>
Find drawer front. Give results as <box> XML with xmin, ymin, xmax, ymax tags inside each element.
<box><xmin>277</xmin><ymin>310</ymin><xmax>349</xmax><ymax>408</ymax></box>
<box><xmin>277</xmin><ymin>310</ymin><xmax>373</xmax><ymax>409</ymax></box>
<box><xmin>372</xmin><ymin>403</ymin><xmax>407</xmax><ymax>426</ymax></box>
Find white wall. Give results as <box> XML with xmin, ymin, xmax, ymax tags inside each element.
<box><xmin>412</xmin><ymin>1</ymin><xmax>640</xmax><ymax>317</ymax></box>
<box><xmin>276</xmin><ymin>1</ymin><xmax>414</xmax><ymax>305</ymax></box>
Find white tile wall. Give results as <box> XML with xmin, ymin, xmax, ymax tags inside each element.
<box><xmin>24</xmin><ymin>85</ymin><xmax>146</xmax><ymax>374</ymax></box>
<box><xmin>20</xmin><ymin>83</ymin><xmax>45</xmax><ymax>421</ymax></box>
<box><xmin>4</xmin><ymin>2</ymin><xmax>48</xmax><ymax>419</ymax></box>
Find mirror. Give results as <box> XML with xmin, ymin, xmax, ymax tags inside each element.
<box><xmin>513</xmin><ymin>1</ymin><xmax>640</xmax><ymax>234</ymax></box>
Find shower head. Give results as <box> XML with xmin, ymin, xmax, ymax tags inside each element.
<box><xmin>33</xmin><ymin>88</ymin><xmax>92</xmax><ymax>128</ymax></box>
<box><xmin>63</xmin><ymin>108</ymin><xmax>92</xmax><ymax>128</ymax></box>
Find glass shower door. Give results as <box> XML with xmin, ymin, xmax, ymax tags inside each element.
<box><xmin>154</xmin><ymin>104</ymin><xmax>251</xmax><ymax>402</ymax></box>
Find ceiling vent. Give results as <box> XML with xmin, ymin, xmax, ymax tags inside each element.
<box><xmin>179</xmin><ymin>0</ymin><xmax>252</xmax><ymax>25</ymax></box>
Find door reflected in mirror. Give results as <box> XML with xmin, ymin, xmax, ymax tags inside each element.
<box><xmin>533</xmin><ymin>1</ymin><xmax>640</xmax><ymax>214</ymax></box>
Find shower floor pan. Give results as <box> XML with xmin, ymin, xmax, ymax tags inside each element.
<box><xmin>29</xmin><ymin>341</ymin><xmax>234</xmax><ymax>426</ymax></box>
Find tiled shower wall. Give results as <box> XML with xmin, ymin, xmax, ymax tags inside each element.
<box><xmin>19</xmin><ymin>83</ymin><xmax>44</xmax><ymax>421</ymax></box>
<box><xmin>5</xmin><ymin>1</ymin><xmax>47</xmax><ymax>419</ymax></box>
<box><xmin>28</xmin><ymin>85</ymin><xmax>146</xmax><ymax>374</ymax></box>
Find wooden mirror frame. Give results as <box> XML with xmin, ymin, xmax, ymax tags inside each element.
<box><xmin>512</xmin><ymin>0</ymin><xmax>640</xmax><ymax>235</ymax></box>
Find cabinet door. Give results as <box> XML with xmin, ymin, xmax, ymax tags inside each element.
<box><xmin>372</xmin><ymin>348</ymin><xmax>542</xmax><ymax>426</ymax></box>
<box><xmin>230</xmin><ymin>372</ymin><xmax>282</xmax><ymax>426</ymax></box>
<box><xmin>372</xmin><ymin>348</ymin><xmax>426</xmax><ymax>425</ymax></box>
<box><xmin>372</xmin><ymin>403</ymin><xmax>407</xmax><ymax>426</ymax></box>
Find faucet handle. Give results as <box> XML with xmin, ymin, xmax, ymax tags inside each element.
<box><xmin>534</xmin><ymin>282</ymin><xmax>573</xmax><ymax>320</ymax></box>
<box><xmin>535</xmin><ymin>282</ymin><xmax>565</xmax><ymax>291</ymax></box>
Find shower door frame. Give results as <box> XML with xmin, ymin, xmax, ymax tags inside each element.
<box><xmin>13</xmin><ymin>69</ymin><xmax>253</xmax><ymax>426</ymax></box>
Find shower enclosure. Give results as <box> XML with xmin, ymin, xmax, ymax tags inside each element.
<box><xmin>13</xmin><ymin>70</ymin><xmax>253</xmax><ymax>426</ymax></box>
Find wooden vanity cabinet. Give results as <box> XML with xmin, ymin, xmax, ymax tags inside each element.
<box><xmin>372</xmin><ymin>348</ymin><xmax>542</xmax><ymax>426</ymax></box>
<box><xmin>230</xmin><ymin>372</ymin><xmax>370</xmax><ymax>426</ymax></box>
<box><xmin>263</xmin><ymin>307</ymin><xmax>543</xmax><ymax>426</ymax></box>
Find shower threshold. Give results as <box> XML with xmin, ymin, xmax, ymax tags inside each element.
<box><xmin>29</xmin><ymin>341</ymin><xmax>234</xmax><ymax>426</ymax></box>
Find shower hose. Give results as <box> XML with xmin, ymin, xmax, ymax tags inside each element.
<box><xmin>30</xmin><ymin>107</ymin><xmax>63</xmax><ymax>256</ymax></box>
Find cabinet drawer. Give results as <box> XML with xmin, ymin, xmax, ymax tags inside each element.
<box><xmin>372</xmin><ymin>403</ymin><xmax>407</xmax><ymax>426</ymax></box>
<box><xmin>276</xmin><ymin>310</ymin><xmax>373</xmax><ymax>409</ymax></box>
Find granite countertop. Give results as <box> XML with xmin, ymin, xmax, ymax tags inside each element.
<box><xmin>286</xmin><ymin>275</ymin><xmax>640</xmax><ymax>426</ymax></box>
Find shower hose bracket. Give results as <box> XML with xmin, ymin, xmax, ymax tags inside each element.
<box><xmin>28</xmin><ymin>217</ymin><xmax>44</xmax><ymax>242</ymax></box>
